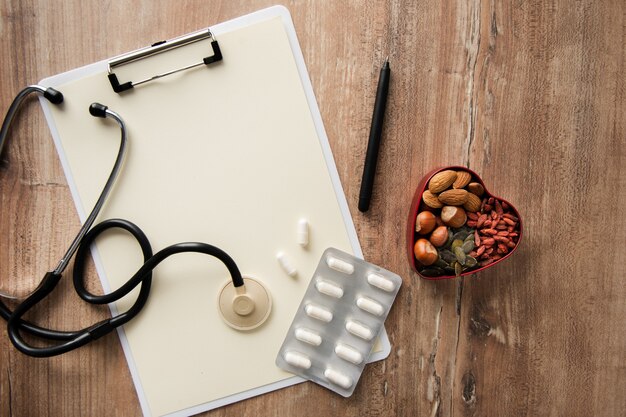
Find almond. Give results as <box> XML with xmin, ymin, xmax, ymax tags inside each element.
<box><xmin>428</xmin><ymin>170</ymin><xmax>457</xmax><ymax>193</ymax></box>
<box><xmin>438</xmin><ymin>189</ymin><xmax>468</xmax><ymax>206</ymax></box>
<box><xmin>453</xmin><ymin>171</ymin><xmax>472</xmax><ymax>189</ymax></box>
<box><xmin>463</xmin><ymin>192</ymin><xmax>481</xmax><ymax>212</ymax></box>
<box><xmin>422</xmin><ymin>190</ymin><xmax>443</xmax><ymax>208</ymax></box>
<box><xmin>467</xmin><ymin>182</ymin><xmax>484</xmax><ymax>196</ymax></box>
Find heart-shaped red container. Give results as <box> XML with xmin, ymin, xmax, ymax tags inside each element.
<box><xmin>407</xmin><ymin>166</ymin><xmax>523</xmax><ymax>280</ymax></box>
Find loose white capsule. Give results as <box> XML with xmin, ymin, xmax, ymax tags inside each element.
<box><xmin>284</xmin><ymin>351</ymin><xmax>311</xmax><ymax>369</ymax></box>
<box><xmin>305</xmin><ymin>304</ymin><xmax>333</xmax><ymax>322</ymax></box>
<box><xmin>356</xmin><ymin>296</ymin><xmax>384</xmax><ymax>316</ymax></box>
<box><xmin>315</xmin><ymin>279</ymin><xmax>344</xmax><ymax>298</ymax></box>
<box><xmin>367</xmin><ymin>273</ymin><xmax>395</xmax><ymax>292</ymax></box>
<box><xmin>276</xmin><ymin>251</ymin><xmax>297</xmax><ymax>277</ymax></box>
<box><xmin>346</xmin><ymin>320</ymin><xmax>373</xmax><ymax>340</ymax></box>
<box><xmin>334</xmin><ymin>343</ymin><xmax>363</xmax><ymax>365</ymax></box>
<box><xmin>326</xmin><ymin>256</ymin><xmax>354</xmax><ymax>274</ymax></box>
<box><xmin>297</xmin><ymin>218</ymin><xmax>309</xmax><ymax>247</ymax></box>
<box><xmin>324</xmin><ymin>368</ymin><xmax>353</xmax><ymax>389</ymax></box>
<box><xmin>295</xmin><ymin>327</ymin><xmax>322</xmax><ymax>346</ymax></box>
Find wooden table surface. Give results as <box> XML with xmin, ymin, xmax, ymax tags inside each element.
<box><xmin>1</xmin><ymin>1</ymin><xmax>624</xmax><ymax>416</ymax></box>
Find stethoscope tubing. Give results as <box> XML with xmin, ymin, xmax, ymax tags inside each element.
<box><xmin>53</xmin><ymin>105</ymin><xmax>128</xmax><ymax>275</ymax></box>
<box><xmin>0</xmin><ymin>85</ymin><xmax>244</xmax><ymax>357</ymax></box>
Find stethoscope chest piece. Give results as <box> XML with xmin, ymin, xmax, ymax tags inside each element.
<box><xmin>218</xmin><ymin>276</ymin><xmax>271</xmax><ymax>331</ymax></box>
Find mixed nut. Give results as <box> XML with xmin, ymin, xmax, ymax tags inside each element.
<box><xmin>413</xmin><ymin>169</ymin><xmax>520</xmax><ymax>277</ymax></box>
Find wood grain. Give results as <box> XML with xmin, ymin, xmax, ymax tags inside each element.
<box><xmin>1</xmin><ymin>0</ymin><xmax>624</xmax><ymax>416</ymax></box>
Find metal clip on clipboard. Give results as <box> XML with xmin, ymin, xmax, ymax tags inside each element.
<box><xmin>107</xmin><ymin>29</ymin><xmax>223</xmax><ymax>93</ymax></box>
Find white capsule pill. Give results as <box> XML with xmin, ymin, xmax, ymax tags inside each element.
<box><xmin>367</xmin><ymin>273</ymin><xmax>395</xmax><ymax>292</ymax></box>
<box><xmin>295</xmin><ymin>327</ymin><xmax>322</xmax><ymax>346</ymax></box>
<box><xmin>315</xmin><ymin>279</ymin><xmax>344</xmax><ymax>298</ymax></box>
<box><xmin>356</xmin><ymin>296</ymin><xmax>384</xmax><ymax>316</ymax></box>
<box><xmin>276</xmin><ymin>251</ymin><xmax>297</xmax><ymax>277</ymax></box>
<box><xmin>297</xmin><ymin>218</ymin><xmax>309</xmax><ymax>247</ymax></box>
<box><xmin>334</xmin><ymin>343</ymin><xmax>363</xmax><ymax>365</ymax></box>
<box><xmin>324</xmin><ymin>368</ymin><xmax>353</xmax><ymax>389</ymax></box>
<box><xmin>346</xmin><ymin>320</ymin><xmax>373</xmax><ymax>340</ymax></box>
<box><xmin>326</xmin><ymin>256</ymin><xmax>354</xmax><ymax>274</ymax></box>
<box><xmin>305</xmin><ymin>304</ymin><xmax>333</xmax><ymax>322</ymax></box>
<box><xmin>284</xmin><ymin>351</ymin><xmax>311</xmax><ymax>369</ymax></box>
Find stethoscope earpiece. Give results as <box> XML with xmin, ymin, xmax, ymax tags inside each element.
<box><xmin>89</xmin><ymin>102</ymin><xmax>108</xmax><ymax>118</ymax></box>
<box><xmin>218</xmin><ymin>276</ymin><xmax>272</xmax><ymax>331</ymax></box>
<box><xmin>43</xmin><ymin>87</ymin><xmax>64</xmax><ymax>105</ymax></box>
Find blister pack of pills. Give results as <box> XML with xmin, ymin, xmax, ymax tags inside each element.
<box><xmin>275</xmin><ymin>247</ymin><xmax>402</xmax><ymax>397</ymax></box>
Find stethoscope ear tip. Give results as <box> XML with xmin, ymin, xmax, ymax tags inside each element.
<box><xmin>89</xmin><ymin>103</ymin><xmax>108</xmax><ymax>118</ymax></box>
<box><xmin>43</xmin><ymin>87</ymin><xmax>64</xmax><ymax>105</ymax></box>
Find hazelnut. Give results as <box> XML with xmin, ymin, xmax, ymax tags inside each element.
<box><xmin>467</xmin><ymin>182</ymin><xmax>485</xmax><ymax>197</ymax></box>
<box><xmin>415</xmin><ymin>211</ymin><xmax>436</xmax><ymax>235</ymax></box>
<box><xmin>413</xmin><ymin>238</ymin><xmax>438</xmax><ymax>266</ymax></box>
<box><xmin>429</xmin><ymin>226</ymin><xmax>449</xmax><ymax>247</ymax></box>
<box><xmin>441</xmin><ymin>206</ymin><xmax>467</xmax><ymax>228</ymax></box>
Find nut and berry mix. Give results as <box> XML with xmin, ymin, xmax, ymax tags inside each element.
<box><xmin>413</xmin><ymin>169</ymin><xmax>521</xmax><ymax>278</ymax></box>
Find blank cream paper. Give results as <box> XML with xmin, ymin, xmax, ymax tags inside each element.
<box><xmin>40</xmin><ymin>8</ymin><xmax>386</xmax><ymax>417</ymax></box>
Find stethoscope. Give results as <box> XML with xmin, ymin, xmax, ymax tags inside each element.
<box><xmin>0</xmin><ymin>85</ymin><xmax>271</xmax><ymax>357</ymax></box>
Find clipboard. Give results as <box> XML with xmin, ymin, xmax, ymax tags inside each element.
<box><xmin>39</xmin><ymin>6</ymin><xmax>391</xmax><ymax>417</ymax></box>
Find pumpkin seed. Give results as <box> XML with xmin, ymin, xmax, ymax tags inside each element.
<box><xmin>454</xmin><ymin>261</ymin><xmax>463</xmax><ymax>277</ymax></box>
<box><xmin>452</xmin><ymin>231</ymin><xmax>469</xmax><ymax>241</ymax></box>
<box><xmin>439</xmin><ymin>249</ymin><xmax>457</xmax><ymax>264</ymax></box>
<box><xmin>454</xmin><ymin>246</ymin><xmax>466</xmax><ymax>265</ymax></box>
<box><xmin>462</xmin><ymin>240</ymin><xmax>475</xmax><ymax>253</ymax></box>
<box><xmin>464</xmin><ymin>230</ymin><xmax>475</xmax><ymax>243</ymax></box>
<box><xmin>465</xmin><ymin>256</ymin><xmax>477</xmax><ymax>268</ymax></box>
<box><xmin>435</xmin><ymin>258</ymin><xmax>449</xmax><ymax>269</ymax></box>
<box><xmin>421</xmin><ymin>267</ymin><xmax>444</xmax><ymax>277</ymax></box>
<box><xmin>451</xmin><ymin>239</ymin><xmax>463</xmax><ymax>251</ymax></box>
